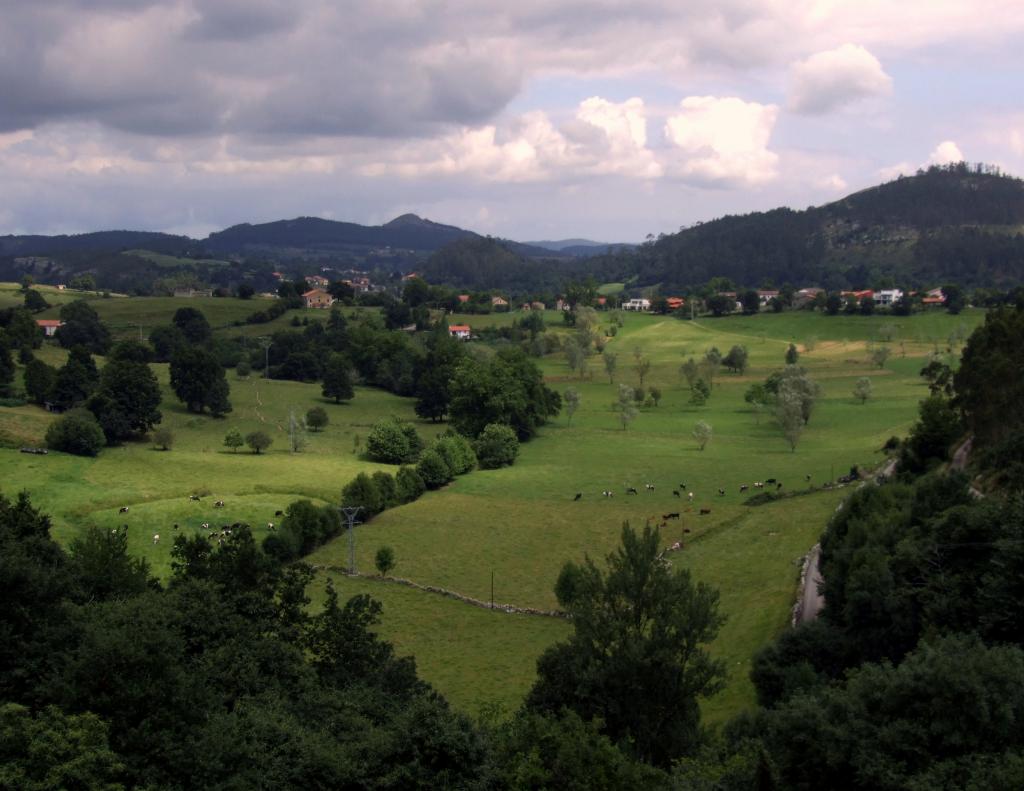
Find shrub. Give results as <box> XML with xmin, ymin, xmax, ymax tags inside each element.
<box><xmin>224</xmin><ymin>428</ymin><xmax>244</xmax><ymax>453</ymax></box>
<box><xmin>396</xmin><ymin>466</ymin><xmax>426</xmax><ymax>503</ymax></box>
<box><xmin>152</xmin><ymin>427</ymin><xmax>174</xmax><ymax>450</ymax></box>
<box><xmin>433</xmin><ymin>432</ymin><xmax>477</xmax><ymax>475</ymax></box>
<box><xmin>416</xmin><ymin>448</ymin><xmax>452</xmax><ymax>489</ymax></box>
<box><xmin>371</xmin><ymin>471</ymin><xmax>399</xmax><ymax>509</ymax></box>
<box><xmin>45</xmin><ymin>408</ymin><xmax>106</xmax><ymax>456</ymax></box>
<box><xmin>366</xmin><ymin>417</ymin><xmax>422</xmax><ymax>463</ymax></box>
<box><xmin>341</xmin><ymin>472</ymin><xmax>384</xmax><ymax>518</ymax></box>
<box><xmin>474</xmin><ymin>423</ymin><xmax>520</xmax><ymax>469</ymax></box>
<box><xmin>375</xmin><ymin>546</ymin><xmax>396</xmax><ymax>576</ymax></box>
<box><xmin>236</xmin><ymin>359</ymin><xmax>252</xmax><ymax>378</ymax></box>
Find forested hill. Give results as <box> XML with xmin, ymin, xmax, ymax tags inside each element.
<box><xmin>608</xmin><ymin>163</ymin><xmax>1024</xmax><ymax>291</ymax></box>
<box><xmin>0</xmin><ymin>230</ymin><xmax>191</xmax><ymax>257</ymax></box>
<box><xmin>417</xmin><ymin>236</ymin><xmax>583</xmax><ymax>292</ymax></box>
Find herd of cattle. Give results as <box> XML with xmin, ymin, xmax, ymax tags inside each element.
<box><xmin>113</xmin><ymin>495</ymin><xmax>289</xmax><ymax>547</ymax></box>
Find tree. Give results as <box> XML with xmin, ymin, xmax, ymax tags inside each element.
<box><xmin>235</xmin><ymin>359</ymin><xmax>251</xmax><ymax>378</ymax></box>
<box><xmin>768</xmin><ymin>365</ymin><xmax>821</xmax><ymax>424</ymax></box>
<box><xmin>374</xmin><ymin>546</ymin><xmax>395</xmax><ymax>576</ymax></box>
<box><xmin>366</xmin><ymin>417</ymin><xmax>422</xmax><ymax>464</ymax></box>
<box><xmin>23</xmin><ymin>289</ymin><xmax>49</xmax><ymax>313</ymax></box>
<box><xmin>871</xmin><ymin>346</ymin><xmax>891</xmax><ymax>368</ymax></box>
<box><xmin>616</xmin><ymin>384</ymin><xmax>638</xmax><ymax>430</ymax></box>
<box><xmin>776</xmin><ymin>391</ymin><xmax>805</xmax><ymax>451</ymax></box>
<box><xmin>56</xmin><ymin>300</ymin><xmax>110</xmax><ymax>354</ymax></box>
<box><xmin>942</xmin><ymin>283</ymin><xmax>966</xmax><ymax>314</ymax></box>
<box><xmin>853</xmin><ymin>377</ymin><xmax>872</xmax><ymax>404</ymax></box>
<box><xmin>432</xmin><ymin>433</ymin><xmax>476</xmax><ymax>475</ymax></box>
<box><xmin>693</xmin><ymin>420</ymin><xmax>712</xmax><ymax>450</ymax></box>
<box><xmin>689</xmin><ymin>379</ymin><xmax>710</xmax><ymax>406</ymax></box>
<box><xmin>148</xmin><ymin>325</ymin><xmax>186</xmax><ymax>362</ymax></box>
<box><xmin>741</xmin><ymin>290</ymin><xmax>760</xmax><ymax>314</ymax></box>
<box><xmin>859</xmin><ymin>295</ymin><xmax>876</xmax><ymax>315</ymax></box>
<box><xmin>172</xmin><ymin>306</ymin><xmax>212</xmax><ymax>344</ymax></box>
<box><xmin>223</xmin><ymin>428</ymin><xmax>244</xmax><ymax>453</ymax></box>
<box><xmin>680</xmin><ymin>358</ymin><xmax>700</xmax><ymax>390</ymax></box>
<box><xmin>474</xmin><ymin>423</ymin><xmax>520</xmax><ymax>469</ymax></box>
<box><xmin>321</xmin><ymin>354</ymin><xmax>354</xmax><ymax>403</ymax></box>
<box><xmin>153</xmin><ymin>427</ymin><xmax>174</xmax><ymax>450</ymax></box>
<box><xmin>745</xmin><ymin>382</ymin><xmax>769</xmax><ymax>423</ymax></box>
<box><xmin>701</xmin><ymin>347</ymin><xmax>721</xmax><ymax>388</ymax></box>
<box><xmin>50</xmin><ymin>348</ymin><xmax>99</xmax><ymax>411</ymax></box>
<box><xmin>45</xmin><ymin>408</ymin><xmax>106</xmax><ymax>456</ymax></box>
<box><xmin>170</xmin><ymin>346</ymin><xmax>232</xmax><ymax>415</ymax></box>
<box><xmin>396</xmin><ymin>466</ymin><xmax>426</xmax><ymax>503</ymax></box>
<box><xmin>245</xmin><ymin>430</ymin><xmax>272</xmax><ymax>454</ymax></box>
<box><xmin>603</xmin><ymin>352</ymin><xmax>617</xmax><ymax>384</ymax></box>
<box><xmin>5</xmin><ymin>307</ymin><xmax>43</xmax><ymax>349</ymax></box>
<box><xmin>87</xmin><ymin>357</ymin><xmax>163</xmax><ymax>442</ymax></box>
<box><xmin>723</xmin><ymin>344</ymin><xmax>749</xmax><ymax>374</ymax></box>
<box><xmin>236</xmin><ymin>283</ymin><xmax>255</xmax><ymax>299</ymax></box>
<box><xmin>306</xmin><ymin>406</ymin><xmax>329</xmax><ymax>432</ymax></box>
<box><xmin>341</xmin><ymin>473</ymin><xmax>385</xmax><ymax>517</ymax></box>
<box><xmin>565</xmin><ymin>338</ymin><xmax>585</xmax><ymax>378</ymax></box>
<box><xmin>22</xmin><ymin>359</ymin><xmax>56</xmax><ymax>405</ymax></box>
<box><xmin>564</xmin><ymin>387</ymin><xmax>581</xmax><ymax>426</ymax></box>
<box><xmin>649</xmin><ymin>385</ymin><xmax>662</xmax><ymax>406</ymax></box>
<box><xmin>633</xmin><ymin>347</ymin><xmax>651</xmax><ymax>386</ymax></box>
<box><xmin>785</xmin><ymin>343</ymin><xmax>799</xmax><ymax>365</ymax></box>
<box><xmin>526</xmin><ymin>522</ymin><xmax>726</xmax><ymax>767</ymax></box>
<box><xmin>706</xmin><ymin>294</ymin><xmax>734</xmax><ymax>317</ymax></box>
<box><xmin>825</xmin><ymin>293</ymin><xmax>842</xmax><ymax>315</ymax></box>
<box><xmin>416</xmin><ymin>448</ymin><xmax>452</xmax><ymax>489</ymax></box>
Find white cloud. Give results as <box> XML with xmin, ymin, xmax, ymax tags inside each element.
<box><xmin>929</xmin><ymin>139</ymin><xmax>965</xmax><ymax>165</ymax></box>
<box><xmin>663</xmin><ymin>96</ymin><xmax>779</xmax><ymax>186</ymax></box>
<box><xmin>788</xmin><ymin>44</ymin><xmax>892</xmax><ymax>114</ymax></box>
<box><xmin>817</xmin><ymin>173</ymin><xmax>848</xmax><ymax>191</ymax></box>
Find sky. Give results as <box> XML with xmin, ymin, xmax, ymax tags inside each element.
<box><xmin>2</xmin><ymin>1</ymin><xmax>1024</xmax><ymax>243</ymax></box>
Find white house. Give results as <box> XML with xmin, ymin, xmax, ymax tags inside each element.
<box><xmin>876</xmin><ymin>289</ymin><xmax>903</xmax><ymax>307</ymax></box>
<box><xmin>36</xmin><ymin>319</ymin><xmax>63</xmax><ymax>337</ymax></box>
<box><xmin>448</xmin><ymin>324</ymin><xmax>471</xmax><ymax>340</ymax></box>
<box><xmin>623</xmin><ymin>298</ymin><xmax>651</xmax><ymax>311</ymax></box>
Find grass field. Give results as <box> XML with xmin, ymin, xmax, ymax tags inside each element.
<box><xmin>0</xmin><ymin>303</ymin><xmax>986</xmax><ymax>724</ymax></box>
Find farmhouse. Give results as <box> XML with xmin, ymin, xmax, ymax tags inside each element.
<box><xmin>876</xmin><ymin>289</ymin><xmax>903</xmax><ymax>306</ymax></box>
<box><xmin>36</xmin><ymin>319</ymin><xmax>64</xmax><ymax>337</ymax></box>
<box><xmin>666</xmin><ymin>296</ymin><xmax>685</xmax><ymax>311</ymax></box>
<box><xmin>457</xmin><ymin>294</ymin><xmax>470</xmax><ymax>304</ymax></box>
<box><xmin>757</xmin><ymin>290</ymin><xmax>780</xmax><ymax>306</ymax></box>
<box><xmin>448</xmin><ymin>324</ymin><xmax>471</xmax><ymax>340</ymax></box>
<box><xmin>491</xmin><ymin>296</ymin><xmax>508</xmax><ymax>308</ymax></box>
<box><xmin>302</xmin><ymin>288</ymin><xmax>335</xmax><ymax>309</ymax></box>
<box><xmin>305</xmin><ymin>275</ymin><xmax>330</xmax><ymax>288</ymax></box>
<box><xmin>623</xmin><ymin>298</ymin><xmax>651</xmax><ymax>311</ymax></box>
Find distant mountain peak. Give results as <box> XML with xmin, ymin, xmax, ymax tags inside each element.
<box><xmin>385</xmin><ymin>213</ymin><xmax>430</xmax><ymax>227</ymax></box>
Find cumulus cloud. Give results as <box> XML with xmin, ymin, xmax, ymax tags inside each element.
<box><xmin>929</xmin><ymin>139</ymin><xmax>965</xmax><ymax>165</ymax></box>
<box><xmin>663</xmin><ymin>96</ymin><xmax>779</xmax><ymax>186</ymax></box>
<box><xmin>788</xmin><ymin>44</ymin><xmax>892</xmax><ymax>114</ymax></box>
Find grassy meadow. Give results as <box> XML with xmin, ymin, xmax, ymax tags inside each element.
<box><xmin>0</xmin><ymin>291</ymin><xmax>986</xmax><ymax>724</ymax></box>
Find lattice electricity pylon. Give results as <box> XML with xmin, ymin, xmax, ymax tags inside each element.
<box><xmin>339</xmin><ymin>505</ymin><xmax>363</xmax><ymax>574</ymax></box>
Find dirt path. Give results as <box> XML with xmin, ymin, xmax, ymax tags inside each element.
<box><xmin>796</xmin><ymin>544</ymin><xmax>824</xmax><ymax>624</ymax></box>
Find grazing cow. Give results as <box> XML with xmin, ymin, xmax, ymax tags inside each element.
<box><xmin>765</xmin><ymin>478</ymin><xmax>776</xmax><ymax>485</ymax></box>
<box><xmin>645</xmin><ymin>483</ymin><xmax>655</xmax><ymax>491</ymax></box>
<box><xmin>777</xmin><ymin>482</ymin><xmax>784</xmax><ymax>491</ymax></box>
<box><xmin>687</xmin><ymin>492</ymin><xmax>694</xmax><ymax>502</ymax></box>
<box><xmin>718</xmin><ymin>488</ymin><xmax>725</xmax><ymax>496</ymax></box>
<box><xmin>274</xmin><ymin>510</ymin><xmax>284</xmax><ymax>517</ymax></box>
<box><xmin>189</xmin><ymin>494</ymin><xmax>200</xmax><ymax>502</ymax></box>
<box><xmin>754</xmin><ymin>481</ymin><xmax>764</xmax><ymax>489</ymax></box>
<box><xmin>152</xmin><ymin>534</ymin><xmax>160</xmax><ymax>544</ymax></box>
<box><xmin>118</xmin><ymin>506</ymin><xmax>129</xmax><ymax>513</ymax></box>
<box><xmin>664</xmin><ymin>512</ymin><xmax>680</xmax><ymax>520</ymax></box>
<box><xmin>683</xmin><ymin>528</ymin><xmax>691</xmax><ymax>534</ymax></box>
<box><xmin>679</xmin><ymin>482</ymin><xmax>687</xmax><ymax>490</ymax></box>
<box><xmin>739</xmin><ymin>484</ymin><xmax>749</xmax><ymax>493</ymax></box>
<box><xmin>266</xmin><ymin>522</ymin><xmax>275</xmax><ymax>531</ymax></box>
<box><xmin>673</xmin><ymin>490</ymin><xmax>681</xmax><ymax>498</ymax></box>
<box><xmin>627</xmin><ymin>487</ymin><xmax>639</xmax><ymax>495</ymax></box>
<box><xmin>214</xmin><ymin>500</ymin><xmax>225</xmax><ymax>508</ymax></box>
<box><xmin>173</xmin><ymin>523</ymin><xmax>179</xmax><ymax>530</ymax></box>
<box><xmin>201</xmin><ymin>522</ymin><xmax>210</xmax><ymax>530</ymax></box>
<box><xmin>573</xmin><ymin>493</ymin><xmax>582</xmax><ymax>501</ymax></box>
<box><xmin>699</xmin><ymin>508</ymin><xmax>711</xmax><ymax>515</ymax></box>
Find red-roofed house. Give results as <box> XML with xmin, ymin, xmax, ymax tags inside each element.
<box><xmin>36</xmin><ymin>319</ymin><xmax>63</xmax><ymax>337</ymax></box>
<box><xmin>666</xmin><ymin>297</ymin><xmax>685</xmax><ymax>311</ymax></box>
<box><xmin>302</xmin><ymin>289</ymin><xmax>334</xmax><ymax>309</ymax></box>
<box><xmin>448</xmin><ymin>324</ymin><xmax>471</xmax><ymax>340</ymax></box>
<box><xmin>457</xmin><ymin>294</ymin><xmax>470</xmax><ymax>304</ymax></box>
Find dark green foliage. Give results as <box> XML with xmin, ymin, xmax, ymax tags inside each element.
<box><xmin>414</xmin><ymin>332</ymin><xmax>465</xmax><ymax>422</ymax></box>
<box><xmin>366</xmin><ymin>417</ymin><xmax>422</xmax><ymax>464</ymax></box>
<box><xmin>943</xmin><ymin>283</ymin><xmax>966</xmax><ymax>313</ymax></box>
<box><xmin>22</xmin><ymin>358</ymin><xmax>56</xmax><ymax>405</ymax></box>
<box><xmin>23</xmin><ymin>289</ymin><xmax>50</xmax><ymax>312</ymax></box>
<box><xmin>898</xmin><ymin>395</ymin><xmax>961</xmax><ymax>474</ymax></box>
<box><xmin>170</xmin><ymin>346</ymin><xmax>232</xmax><ymax>416</ymax></box>
<box><xmin>740</xmin><ymin>289</ymin><xmax>760</xmax><ymax>314</ymax></box>
<box><xmin>825</xmin><ymin>292</ymin><xmax>842</xmax><ymax>314</ymax></box>
<box><xmin>448</xmin><ymin>347</ymin><xmax>560</xmax><ymax>440</ymax></box>
<box><xmin>341</xmin><ymin>472</ymin><xmax>384</xmax><ymax>518</ymax></box>
<box><xmin>45</xmin><ymin>408</ymin><xmax>106</xmax><ymax>456</ymax></box>
<box><xmin>237</xmin><ymin>282</ymin><xmax>254</xmax><ymax>299</ymax></box>
<box><xmin>56</xmin><ymin>300</ymin><xmax>111</xmax><ymax>354</ymax></box>
<box><xmin>87</xmin><ymin>358</ymin><xmax>163</xmax><ymax>442</ymax></box>
<box><xmin>784</xmin><ymin>343</ymin><xmax>799</xmax><ymax>364</ymax></box>
<box><xmin>0</xmin><ymin>336</ymin><xmax>15</xmax><ymax>396</ymax></box>
<box><xmin>706</xmin><ymin>294</ymin><xmax>734</xmax><ymax>317</ymax></box>
<box><xmin>371</xmin><ymin>471</ymin><xmax>399</xmax><ymax>509</ymax></box>
<box><xmin>265</xmin><ymin>500</ymin><xmax>342</xmax><ymax>561</ymax></box>
<box><xmin>18</xmin><ymin>345</ymin><xmax>33</xmax><ymax>365</ymax></box>
<box><xmin>245</xmin><ymin>430</ymin><xmax>272</xmax><ymax>454</ymax></box>
<box><xmin>751</xmin><ymin>619</ymin><xmax>853</xmax><ymax>708</ymax></box>
<box><xmin>473</xmin><ymin>422</ymin><xmax>520</xmax><ymax>469</ymax></box>
<box><xmin>3</xmin><ymin>307</ymin><xmax>43</xmax><ymax>349</ymax></box>
<box><xmin>395</xmin><ymin>466</ymin><xmax>426</xmax><ymax>503</ymax></box>
<box><xmin>107</xmin><ymin>339</ymin><xmax>152</xmax><ymax>363</ymax></box>
<box><xmin>68</xmin><ymin>526</ymin><xmax>154</xmax><ymax>602</ymax></box>
<box><xmin>375</xmin><ymin>546</ymin><xmax>395</xmax><ymax>576</ymax></box>
<box><xmin>152</xmin><ymin>427</ymin><xmax>173</xmax><ymax>450</ymax></box>
<box><xmin>722</xmin><ymin>344</ymin><xmax>748</xmax><ymax>373</ymax></box>
<box><xmin>527</xmin><ymin>522</ymin><xmax>726</xmax><ymax>767</ymax></box>
<box><xmin>147</xmin><ymin>324</ymin><xmax>186</xmax><ymax>362</ymax></box>
<box><xmin>432</xmin><ymin>432</ymin><xmax>477</xmax><ymax>475</ymax></box>
<box><xmin>321</xmin><ymin>353</ymin><xmax>354</xmax><ymax>403</ymax></box>
<box><xmin>416</xmin><ymin>448</ymin><xmax>452</xmax><ymax>489</ymax></box>
<box><xmin>305</xmin><ymin>405</ymin><xmax>328</xmax><ymax>431</ymax></box>
<box><xmin>171</xmin><ymin>306</ymin><xmax>212</xmax><ymax>344</ymax></box>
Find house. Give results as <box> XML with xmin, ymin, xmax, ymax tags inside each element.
<box><xmin>922</xmin><ymin>287</ymin><xmax>947</xmax><ymax>306</ymax></box>
<box><xmin>457</xmin><ymin>294</ymin><xmax>470</xmax><ymax>304</ymax></box>
<box><xmin>448</xmin><ymin>324</ymin><xmax>471</xmax><ymax>340</ymax></box>
<box><xmin>36</xmin><ymin>319</ymin><xmax>63</xmax><ymax>337</ymax></box>
<box><xmin>597</xmin><ymin>296</ymin><xmax>608</xmax><ymax>307</ymax></box>
<box><xmin>173</xmin><ymin>287</ymin><xmax>213</xmax><ymax>298</ymax></box>
<box><xmin>757</xmin><ymin>290</ymin><xmax>780</xmax><ymax>306</ymax></box>
<box><xmin>491</xmin><ymin>296</ymin><xmax>508</xmax><ymax>308</ymax></box>
<box><xmin>402</xmin><ymin>272</ymin><xmax>421</xmax><ymax>281</ymax></box>
<box><xmin>623</xmin><ymin>298</ymin><xmax>651</xmax><ymax>311</ymax></box>
<box><xmin>840</xmin><ymin>290</ymin><xmax>874</xmax><ymax>303</ymax></box>
<box><xmin>302</xmin><ymin>288</ymin><xmax>335</xmax><ymax>309</ymax></box>
<box><xmin>271</xmin><ymin>271</ymin><xmax>285</xmax><ymax>281</ymax></box>
<box><xmin>555</xmin><ymin>298</ymin><xmax>571</xmax><ymax>311</ymax></box>
<box><xmin>530</xmin><ymin>301</ymin><xmax>546</xmax><ymax>311</ymax></box>
<box><xmin>876</xmin><ymin>289</ymin><xmax>903</xmax><ymax>306</ymax></box>
<box><xmin>305</xmin><ymin>275</ymin><xmax>330</xmax><ymax>288</ymax></box>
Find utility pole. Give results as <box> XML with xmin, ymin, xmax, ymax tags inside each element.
<box><xmin>490</xmin><ymin>569</ymin><xmax>494</xmax><ymax>610</ymax></box>
<box><xmin>339</xmin><ymin>506</ymin><xmax>362</xmax><ymax>574</ymax></box>
<box><xmin>258</xmin><ymin>337</ymin><xmax>272</xmax><ymax>379</ymax></box>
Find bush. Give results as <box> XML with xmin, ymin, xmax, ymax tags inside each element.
<box><xmin>236</xmin><ymin>359</ymin><xmax>252</xmax><ymax>378</ymax></box>
<box><xmin>433</xmin><ymin>432</ymin><xmax>477</xmax><ymax>475</ymax></box>
<box><xmin>416</xmin><ymin>448</ymin><xmax>452</xmax><ymax>489</ymax></box>
<box><xmin>306</xmin><ymin>406</ymin><xmax>329</xmax><ymax>432</ymax></box>
<box><xmin>341</xmin><ymin>472</ymin><xmax>384</xmax><ymax>518</ymax></box>
<box><xmin>371</xmin><ymin>471</ymin><xmax>399</xmax><ymax>509</ymax></box>
<box><xmin>275</xmin><ymin>499</ymin><xmax>342</xmax><ymax>557</ymax></box>
<box><xmin>152</xmin><ymin>427</ymin><xmax>174</xmax><ymax>451</ymax></box>
<box><xmin>366</xmin><ymin>417</ymin><xmax>422</xmax><ymax>464</ymax></box>
<box><xmin>45</xmin><ymin>408</ymin><xmax>106</xmax><ymax>456</ymax></box>
<box><xmin>375</xmin><ymin>546</ymin><xmax>396</xmax><ymax>576</ymax></box>
<box><xmin>396</xmin><ymin>466</ymin><xmax>426</xmax><ymax>503</ymax></box>
<box><xmin>474</xmin><ymin>423</ymin><xmax>520</xmax><ymax>469</ymax></box>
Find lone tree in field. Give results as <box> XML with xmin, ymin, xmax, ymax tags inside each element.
<box><xmin>689</xmin><ymin>379</ymin><xmax>710</xmax><ymax>406</ymax></box>
<box><xmin>785</xmin><ymin>343</ymin><xmax>800</xmax><ymax>365</ymax></box>
<box><xmin>170</xmin><ymin>346</ymin><xmax>232</xmax><ymax>416</ymax></box>
<box><xmin>321</xmin><ymin>353</ymin><xmax>354</xmax><ymax>403</ymax></box>
<box><xmin>564</xmin><ymin>387</ymin><xmax>581</xmax><ymax>426</ymax></box>
<box><xmin>526</xmin><ymin>522</ymin><xmax>725</xmax><ymax>767</ymax></box>
<box><xmin>745</xmin><ymin>382</ymin><xmax>769</xmax><ymax>423</ymax></box>
<box><xmin>603</xmin><ymin>352</ymin><xmax>617</xmax><ymax>384</ymax></box>
<box><xmin>872</xmin><ymin>347</ymin><xmax>891</xmax><ymax>368</ymax></box>
<box><xmin>853</xmin><ymin>377</ymin><xmax>872</xmax><ymax>404</ymax></box>
<box><xmin>152</xmin><ymin>427</ymin><xmax>174</xmax><ymax>451</ymax></box>
<box><xmin>224</xmin><ymin>428</ymin><xmax>244</xmax><ymax>453</ymax></box>
<box><xmin>374</xmin><ymin>546</ymin><xmax>395</xmax><ymax>577</ymax></box>
<box><xmin>633</xmin><ymin>352</ymin><xmax>651</xmax><ymax>387</ymax></box>
<box><xmin>693</xmin><ymin>420</ymin><xmax>712</xmax><ymax>451</ymax></box>
<box><xmin>680</xmin><ymin>358</ymin><xmax>700</xmax><ymax>390</ymax></box>
<box><xmin>616</xmin><ymin>384</ymin><xmax>638</xmax><ymax>430</ymax></box>
<box><xmin>776</xmin><ymin>391</ymin><xmax>805</xmax><ymax>451</ymax></box>
<box><xmin>306</xmin><ymin>406</ymin><xmax>329</xmax><ymax>432</ymax></box>
<box><xmin>723</xmin><ymin>344</ymin><xmax>748</xmax><ymax>374</ymax></box>
<box><xmin>245</xmin><ymin>430</ymin><xmax>273</xmax><ymax>455</ymax></box>
<box><xmin>649</xmin><ymin>385</ymin><xmax>662</xmax><ymax>406</ymax></box>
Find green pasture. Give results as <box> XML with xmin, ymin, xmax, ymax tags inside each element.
<box><xmin>0</xmin><ymin>305</ymin><xmax>982</xmax><ymax>724</ymax></box>
<box><xmin>124</xmin><ymin>249</ymin><xmax>233</xmax><ymax>269</ymax></box>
